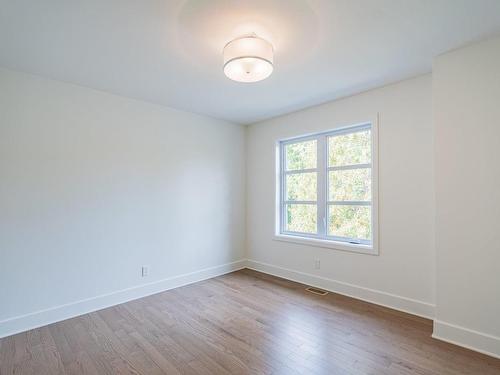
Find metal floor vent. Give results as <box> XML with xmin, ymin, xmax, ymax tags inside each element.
<box><xmin>305</xmin><ymin>287</ymin><xmax>328</xmax><ymax>296</ymax></box>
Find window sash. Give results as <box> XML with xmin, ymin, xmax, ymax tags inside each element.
<box><xmin>279</xmin><ymin>123</ymin><xmax>374</xmax><ymax>245</ymax></box>
<box><xmin>328</xmin><ymin>201</ymin><xmax>371</xmax><ymax>206</ymax></box>
<box><xmin>327</xmin><ymin>163</ymin><xmax>371</xmax><ymax>171</ymax></box>
<box><xmin>284</xmin><ymin>168</ymin><xmax>317</xmax><ymax>175</ymax></box>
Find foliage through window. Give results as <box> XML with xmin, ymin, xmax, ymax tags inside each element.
<box><xmin>278</xmin><ymin>124</ymin><xmax>376</xmax><ymax>250</ymax></box>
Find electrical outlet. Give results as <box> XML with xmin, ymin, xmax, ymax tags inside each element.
<box><xmin>142</xmin><ymin>266</ymin><xmax>149</xmax><ymax>277</ymax></box>
<box><xmin>314</xmin><ymin>259</ymin><xmax>321</xmax><ymax>269</ymax></box>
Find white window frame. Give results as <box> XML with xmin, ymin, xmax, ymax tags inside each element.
<box><xmin>274</xmin><ymin>120</ymin><xmax>379</xmax><ymax>255</ymax></box>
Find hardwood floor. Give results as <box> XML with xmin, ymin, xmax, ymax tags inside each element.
<box><xmin>1</xmin><ymin>269</ymin><xmax>499</xmax><ymax>374</ymax></box>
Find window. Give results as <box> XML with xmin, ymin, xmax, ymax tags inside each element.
<box><xmin>276</xmin><ymin>123</ymin><xmax>378</xmax><ymax>254</ymax></box>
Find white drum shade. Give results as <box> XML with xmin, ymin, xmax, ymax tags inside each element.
<box><xmin>223</xmin><ymin>36</ymin><xmax>274</xmax><ymax>83</ymax></box>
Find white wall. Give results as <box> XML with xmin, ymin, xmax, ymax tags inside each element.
<box><xmin>3</xmin><ymin>35</ymin><xmax>500</xmax><ymax>359</ymax></box>
<box><xmin>0</xmin><ymin>68</ymin><xmax>246</xmax><ymax>336</ymax></box>
<box><xmin>433</xmin><ymin>36</ymin><xmax>500</xmax><ymax>357</ymax></box>
<box><xmin>246</xmin><ymin>75</ymin><xmax>435</xmax><ymax>317</ymax></box>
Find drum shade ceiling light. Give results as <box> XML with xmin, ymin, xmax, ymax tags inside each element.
<box><xmin>223</xmin><ymin>35</ymin><xmax>274</xmax><ymax>83</ymax></box>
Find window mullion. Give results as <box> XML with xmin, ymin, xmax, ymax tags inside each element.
<box><xmin>317</xmin><ymin>136</ymin><xmax>327</xmax><ymax>237</ymax></box>
<box><xmin>280</xmin><ymin>142</ymin><xmax>286</xmax><ymax>234</ymax></box>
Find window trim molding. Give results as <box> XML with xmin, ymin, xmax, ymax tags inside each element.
<box><xmin>274</xmin><ymin>116</ymin><xmax>379</xmax><ymax>255</ymax></box>
<box><xmin>273</xmin><ymin>234</ymin><xmax>377</xmax><ymax>255</ymax></box>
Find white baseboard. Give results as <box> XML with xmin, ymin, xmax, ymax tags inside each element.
<box><xmin>246</xmin><ymin>259</ymin><xmax>435</xmax><ymax>319</ymax></box>
<box><xmin>0</xmin><ymin>259</ymin><xmax>246</xmax><ymax>339</ymax></box>
<box><xmin>4</xmin><ymin>259</ymin><xmax>497</xmax><ymax>360</ymax></box>
<box><xmin>432</xmin><ymin>320</ymin><xmax>500</xmax><ymax>359</ymax></box>
<box><xmin>246</xmin><ymin>260</ymin><xmax>500</xmax><ymax>359</ymax></box>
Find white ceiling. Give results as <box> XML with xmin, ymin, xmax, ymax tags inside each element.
<box><xmin>1</xmin><ymin>0</ymin><xmax>500</xmax><ymax>124</ymax></box>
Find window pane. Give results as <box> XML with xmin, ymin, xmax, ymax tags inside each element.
<box><xmin>329</xmin><ymin>168</ymin><xmax>371</xmax><ymax>201</ymax></box>
<box><xmin>285</xmin><ymin>140</ymin><xmax>317</xmax><ymax>170</ymax></box>
<box><xmin>286</xmin><ymin>204</ymin><xmax>317</xmax><ymax>233</ymax></box>
<box><xmin>328</xmin><ymin>130</ymin><xmax>371</xmax><ymax>167</ymax></box>
<box><xmin>286</xmin><ymin>172</ymin><xmax>317</xmax><ymax>201</ymax></box>
<box><xmin>328</xmin><ymin>205</ymin><xmax>371</xmax><ymax>240</ymax></box>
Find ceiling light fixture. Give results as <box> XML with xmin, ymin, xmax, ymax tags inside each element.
<box><xmin>223</xmin><ymin>34</ymin><xmax>274</xmax><ymax>83</ymax></box>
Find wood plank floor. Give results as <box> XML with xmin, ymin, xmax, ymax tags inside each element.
<box><xmin>1</xmin><ymin>269</ymin><xmax>499</xmax><ymax>375</ymax></box>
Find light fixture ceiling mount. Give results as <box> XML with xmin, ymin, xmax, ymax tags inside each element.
<box><xmin>223</xmin><ymin>34</ymin><xmax>274</xmax><ymax>83</ymax></box>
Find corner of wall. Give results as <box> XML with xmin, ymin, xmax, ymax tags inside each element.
<box><xmin>433</xmin><ymin>320</ymin><xmax>500</xmax><ymax>359</ymax></box>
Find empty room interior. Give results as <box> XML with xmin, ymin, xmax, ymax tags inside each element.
<box><xmin>1</xmin><ymin>1</ymin><xmax>500</xmax><ymax>374</ymax></box>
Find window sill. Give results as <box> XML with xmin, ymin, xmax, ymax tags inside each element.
<box><xmin>273</xmin><ymin>234</ymin><xmax>378</xmax><ymax>255</ymax></box>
